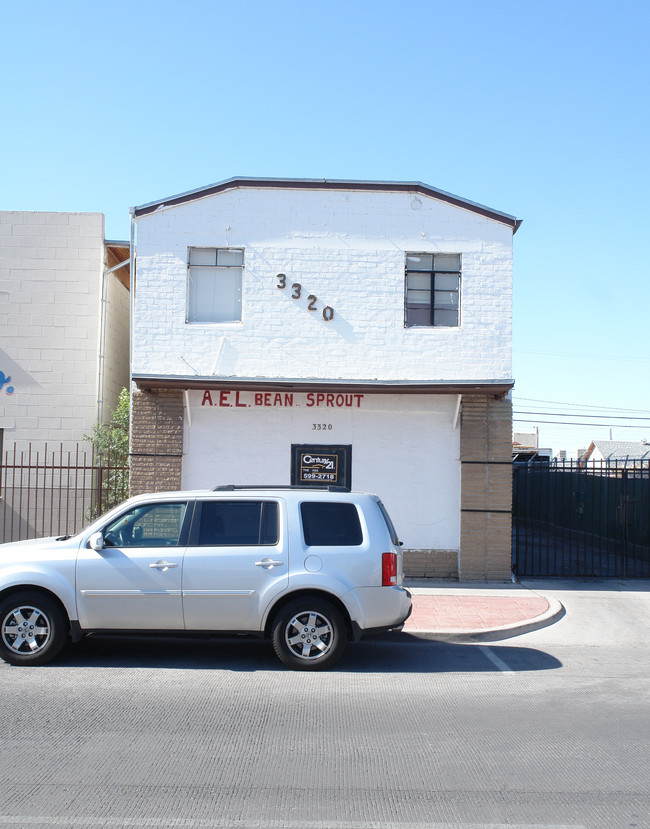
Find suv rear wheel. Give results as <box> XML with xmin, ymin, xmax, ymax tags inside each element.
<box><xmin>271</xmin><ymin>597</ymin><xmax>347</xmax><ymax>670</ymax></box>
<box><xmin>0</xmin><ymin>592</ymin><xmax>68</xmax><ymax>666</ymax></box>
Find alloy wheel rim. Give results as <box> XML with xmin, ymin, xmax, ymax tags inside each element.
<box><xmin>285</xmin><ymin>610</ymin><xmax>333</xmax><ymax>660</ymax></box>
<box><xmin>2</xmin><ymin>605</ymin><xmax>51</xmax><ymax>654</ymax></box>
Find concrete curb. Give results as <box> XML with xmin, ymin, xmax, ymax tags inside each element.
<box><xmin>403</xmin><ymin>596</ymin><xmax>566</xmax><ymax>642</ymax></box>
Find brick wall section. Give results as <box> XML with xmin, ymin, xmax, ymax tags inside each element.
<box><xmin>403</xmin><ymin>549</ymin><xmax>458</xmax><ymax>579</ymax></box>
<box><xmin>130</xmin><ymin>389</ymin><xmax>184</xmax><ymax>494</ymax></box>
<box><xmin>459</xmin><ymin>395</ymin><xmax>513</xmax><ymax>580</ymax></box>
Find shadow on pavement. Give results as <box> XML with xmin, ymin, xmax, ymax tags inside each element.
<box><xmin>45</xmin><ymin>632</ymin><xmax>562</xmax><ymax>673</ymax></box>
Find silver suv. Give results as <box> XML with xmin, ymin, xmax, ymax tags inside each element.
<box><xmin>0</xmin><ymin>486</ymin><xmax>412</xmax><ymax>670</ymax></box>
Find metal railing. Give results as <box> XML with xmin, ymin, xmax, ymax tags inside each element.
<box><xmin>0</xmin><ymin>443</ymin><xmax>129</xmax><ymax>544</ymax></box>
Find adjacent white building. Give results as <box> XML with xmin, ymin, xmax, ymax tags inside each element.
<box><xmin>0</xmin><ymin>211</ymin><xmax>130</xmax><ymax>453</ymax></box>
<box><xmin>130</xmin><ymin>178</ymin><xmax>520</xmax><ymax>579</ymax></box>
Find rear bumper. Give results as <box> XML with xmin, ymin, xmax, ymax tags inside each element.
<box><xmin>350</xmin><ymin>587</ymin><xmax>412</xmax><ymax>641</ymax></box>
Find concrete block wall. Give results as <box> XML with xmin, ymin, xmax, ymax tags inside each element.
<box><xmin>0</xmin><ymin>211</ymin><xmax>105</xmax><ymax>451</ymax></box>
<box><xmin>133</xmin><ymin>187</ymin><xmax>513</xmax><ymax>384</ymax></box>
<box><xmin>130</xmin><ymin>389</ymin><xmax>184</xmax><ymax>495</ymax></box>
<box><xmin>459</xmin><ymin>395</ymin><xmax>513</xmax><ymax>580</ymax></box>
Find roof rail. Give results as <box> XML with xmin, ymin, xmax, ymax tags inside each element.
<box><xmin>212</xmin><ymin>484</ymin><xmax>350</xmax><ymax>493</ymax></box>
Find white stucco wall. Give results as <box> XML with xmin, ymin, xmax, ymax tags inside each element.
<box><xmin>182</xmin><ymin>389</ymin><xmax>461</xmax><ymax>551</ymax></box>
<box><xmin>133</xmin><ymin>186</ymin><xmax>513</xmax><ymax>384</ymax></box>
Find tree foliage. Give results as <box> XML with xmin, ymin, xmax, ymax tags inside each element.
<box><xmin>84</xmin><ymin>388</ymin><xmax>130</xmax><ymax>518</ymax></box>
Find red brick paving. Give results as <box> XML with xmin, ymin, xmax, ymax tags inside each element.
<box><xmin>404</xmin><ymin>595</ymin><xmax>550</xmax><ymax>632</ymax></box>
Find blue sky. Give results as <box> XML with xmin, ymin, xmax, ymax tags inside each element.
<box><xmin>2</xmin><ymin>0</ymin><xmax>649</xmax><ymax>455</ymax></box>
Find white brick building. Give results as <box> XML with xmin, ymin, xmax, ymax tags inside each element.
<box><xmin>130</xmin><ymin>179</ymin><xmax>520</xmax><ymax>579</ymax></box>
<box><xmin>0</xmin><ymin>212</ymin><xmax>130</xmax><ymax>453</ymax></box>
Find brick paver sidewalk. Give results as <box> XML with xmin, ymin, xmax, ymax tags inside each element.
<box><xmin>404</xmin><ymin>594</ymin><xmax>551</xmax><ymax>633</ymax></box>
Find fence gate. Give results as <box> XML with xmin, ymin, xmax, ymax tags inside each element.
<box><xmin>1</xmin><ymin>443</ymin><xmax>129</xmax><ymax>544</ymax></box>
<box><xmin>513</xmin><ymin>460</ymin><xmax>650</xmax><ymax>577</ymax></box>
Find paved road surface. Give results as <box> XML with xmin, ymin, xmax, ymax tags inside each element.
<box><xmin>0</xmin><ymin>580</ymin><xmax>648</xmax><ymax>829</ymax></box>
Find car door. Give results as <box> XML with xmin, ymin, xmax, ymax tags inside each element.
<box><xmin>76</xmin><ymin>500</ymin><xmax>190</xmax><ymax>630</ymax></box>
<box><xmin>182</xmin><ymin>498</ymin><xmax>288</xmax><ymax>632</ymax></box>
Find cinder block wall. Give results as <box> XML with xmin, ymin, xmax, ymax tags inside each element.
<box><xmin>459</xmin><ymin>395</ymin><xmax>512</xmax><ymax>580</ymax></box>
<box><xmin>130</xmin><ymin>389</ymin><xmax>183</xmax><ymax>494</ymax></box>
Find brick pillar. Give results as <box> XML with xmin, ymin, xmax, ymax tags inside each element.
<box><xmin>130</xmin><ymin>389</ymin><xmax>184</xmax><ymax>495</ymax></box>
<box><xmin>459</xmin><ymin>395</ymin><xmax>512</xmax><ymax>580</ymax></box>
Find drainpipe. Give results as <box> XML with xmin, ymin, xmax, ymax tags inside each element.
<box><xmin>128</xmin><ymin>208</ymin><xmax>136</xmax><ymax>459</ymax></box>
<box><xmin>97</xmin><ymin>253</ymin><xmax>130</xmax><ymax>425</ymax></box>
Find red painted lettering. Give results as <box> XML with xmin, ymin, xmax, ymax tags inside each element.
<box><xmin>201</xmin><ymin>390</ymin><xmax>213</xmax><ymax>406</ymax></box>
<box><xmin>326</xmin><ymin>394</ymin><xmax>334</xmax><ymax>406</ymax></box>
<box><xmin>219</xmin><ymin>391</ymin><xmax>231</xmax><ymax>407</ymax></box>
<box><xmin>235</xmin><ymin>391</ymin><xmax>246</xmax><ymax>407</ymax></box>
<box><xmin>306</xmin><ymin>394</ymin><xmax>315</xmax><ymax>407</ymax></box>
<box><xmin>335</xmin><ymin>394</ymin><xmax>345</xmax><ymax>407</ymax></box>
<box><xmin>255</xmin><ymin>393</ymin><xmax>264</xmax><ymax>406</ymax></box>
<box><xmin>264</xmin><ymin>393</ymin><xmax>272</xmax><ymax>406</ymax></box>
<box><xmin>354</xmin><ymin>394</ymin><xmax>364</xmax><ymax>407</ymax></box>
<box><xmin>285</xmin><ymin>394</ymin><xmax>294</xmax><ymax>407</ymax></box>
<box><xmin>316</xmin><ymin>393</ymin><xmax>325</xmax><ymax>406</ymax></box>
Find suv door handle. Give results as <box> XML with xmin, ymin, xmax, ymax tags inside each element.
<box><xmin>255</xmin><ymin>558</ymin><xmax>284</xmax><ymax>568</ymax></box>
<box><xmin>150</xmin><ymin>560</ymin><xmax>178</xmax><ymax>571</ymax></box>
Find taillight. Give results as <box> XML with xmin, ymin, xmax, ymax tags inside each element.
<box><xmin>382</xmin><ymin>552</ymin><xmax>397</xmax><ymax>586</ymax></box>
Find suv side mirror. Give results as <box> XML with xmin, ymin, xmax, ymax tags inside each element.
<box><xmin>89</xmin><ymin>531</ymin><xmax>104</xmax><ymax>552</ymax></box>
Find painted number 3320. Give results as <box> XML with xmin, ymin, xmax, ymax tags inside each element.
<box><xmin>276</xmin><ymin>274</ymin><xmax>335</xmax><ymax>321</ymax></box>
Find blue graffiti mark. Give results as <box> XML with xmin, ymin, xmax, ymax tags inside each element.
<box><xmin>0</xmin><ymin>371</ymin><xmax>14</xmax><ymax>394</ymax></box>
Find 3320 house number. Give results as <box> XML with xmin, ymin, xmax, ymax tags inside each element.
<box><xmin>312</xmin><ymin>423</ymin><xmax>333</xmax><ymax>430</ymax></box>
<box><xmin>276</xmin><ymin>274</ymin><xmax>335</xmax><ymax>321</ymax></box>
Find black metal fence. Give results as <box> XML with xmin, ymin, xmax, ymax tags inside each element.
<box><xmin>513</xmin><ymin>460</ymin><xmax>650</xmax><ymax>577</ymax></box>
<box><xmin>0</xmin><ymin>443</ymin><xmax>129</xmax><ymax>544</ymax></box>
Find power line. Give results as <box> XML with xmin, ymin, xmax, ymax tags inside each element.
<box><xmin>514</xmin><ymin>411</ymin><xmax>650</xmax><ymax>422</ymax></box>
<box><xmin>513</xmin><ymin>418</ymin><xmax>650</xmax><ymax>429</ymax></box>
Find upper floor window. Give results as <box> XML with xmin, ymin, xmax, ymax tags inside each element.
<box><xmin>187</xmin><ymin>247</ymin><xmax>243</xmax><ymax>323</ymax></box>
<box><xmin>405</xmin><ymin>253</ymin><xmax>460</xmax><ymax>327</ymax></box>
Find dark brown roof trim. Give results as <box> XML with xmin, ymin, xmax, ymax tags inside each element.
<box><xmin>133</xmin><ymin>375</ymin><xmax>514</xmax><ymax>397</ymax></box>
<box><xmin>132</xmin><ymin>177</ymin><xmax>522</xmax><ymax>233</ymax></box>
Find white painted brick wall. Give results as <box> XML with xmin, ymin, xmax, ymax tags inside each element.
<box><xmin>133</xmin><ymin>186</ymin><xmax>513</xmax><ymax>383</ymax></box>
<box><xmin>0</xmin><ymin>212</ymin><xmax>109</xmax><ymax>450</ymax></box>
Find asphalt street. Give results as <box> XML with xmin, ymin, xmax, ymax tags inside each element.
<box><xmin>0</xmin><ymin>580</ymin><xmax>648</xmax><ymax>829</ymax></box>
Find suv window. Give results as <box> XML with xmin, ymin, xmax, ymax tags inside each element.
<box><xmin>300</xmin><ymin>502</ymin><xmax>363</xmax><ymax>547</ymax></box>
<box><xmin>197</xmin><ymin>501</ymin><xmax>279</xmax><ymax>546</ymax></box>
<box><xmin>103</xmin><ymin>503</ymin><xmax>187</xmax><ymax>547</ymax></box>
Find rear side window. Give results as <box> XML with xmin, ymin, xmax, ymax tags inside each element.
<box><xmin>300</xmin><ymin>502</ymin><xmax>363</xmax><ymax>547</ymax></box>
<box><xmin>197</xmin><ymin>501</ymin><xmax>279</xmax><ymax>546</ymax></box>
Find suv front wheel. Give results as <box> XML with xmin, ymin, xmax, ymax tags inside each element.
<box><xmin>271</xmin><ymin>597</ymin><xmax>346</xmax><ymax>670</ymax></box>
<box><xmin>0</xmin><ymin>592</ymin><xmax>68</xmax><ymax>666</ymax></box>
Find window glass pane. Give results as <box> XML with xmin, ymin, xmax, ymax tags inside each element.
<box><xmin>406</xmin><ymin>273</ymin><xmax>430</xmax><ymax>290</ymax></box>
<box><xmin>188</xmin><ymin>266</ymin><xmax>242</xmax><ymax>323</ymax></box>
<box><xmin>216</xmin><ymin>249</ymin><xmax>244</xmax><ymax>267</ymax></box>
<box><xmin>406</xmin><ymin>306</ymin><xmax>432</xmax><ymax>326</ymax></box>
<box><xmin>434</xmin><ymin>254</ymin><xmax>460</xmax><ymax>272</ymax></box>
<box><xmin>189</xmin><ymin>248</ymin><xmax>217</xmax><ymax>266</ymax></box>
<box><xmin>433</xmin><ymin>309</ymin><xmax>459</xmax><ymax>326</ymax></box>
<box><xmin>435</xmin><ymin>273</ymin><xmax>459</xmax><ymax>291</ymax></box>
<box><xmin>434</xmin><ymin>290</ymin><xmax>459</xmax><ymax>310</ymax></box>
<box><xmin>198</xmin><ymin>501</ymin><xmax>275</xmax><ymax>545</ymax></box>
<box><xmin>103</xmin><ymin>503</ymin><xmax>187</xmax><ymax>547</ymax></box>
<box><xmin>407</xmin><ymin>289</ymin><xmax>431</xmax><ymax>305</ymax></box>
<box><xmin>300</xmin><ymin>502</ymin><xmax>363</xmax><ymax>546</ymax></box>
<box><xmin>406</xmin><ymin>254</ymin><xmax>433</xmax><ymax>271</ymax></box>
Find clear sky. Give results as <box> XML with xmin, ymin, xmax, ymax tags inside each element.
<box><xmin>2</xmin><ymin>0</ymin><xmax>649</xmax><ymax>456</ymax></box>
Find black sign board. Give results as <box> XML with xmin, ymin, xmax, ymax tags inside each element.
<box><xmin>291</xmin><ymin>445</ymin><xmax>352</xmax><ymax>489</ymax></box>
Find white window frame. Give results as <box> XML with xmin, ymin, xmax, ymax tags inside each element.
<box><xmin>186</xmin><ymin>247</ymin><xmax>244</xmax><ymax>324</ymax></box>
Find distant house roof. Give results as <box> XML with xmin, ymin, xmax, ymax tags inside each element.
<box><xmin>582</xmin><ymin>440</ymin><xmax>650</xmax><ymax>462</ymax></box>
<box><xmin>131</xmin><ymin>177</ymin><xmax>522</xmax><ymax>232</ymax></box>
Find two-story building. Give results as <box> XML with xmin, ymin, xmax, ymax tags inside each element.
<box><xmin>130</xmin><ymin>178</ymin><xmax>520</xmax><ymax>580</ymax></box>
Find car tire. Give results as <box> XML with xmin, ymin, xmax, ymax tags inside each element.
<box><xmin>271</xmin><ymin>597</ymin><xmax>347</xmax><ymax>671</ymax></box>
<box><xmin>0</xmin><ymin>592</ymin><xmax>68</xmax><ymax>666</ymax></box>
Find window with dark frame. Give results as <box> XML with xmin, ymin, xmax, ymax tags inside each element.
<box><xmin>187</xmin><ymin>247</ymin><xmax>244</xmax><ymax>323</ymax></box>
<box><xmin>405</xmin><ymin>253</ymin><xmax>461</xmax><ymax>327</ymax></box>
